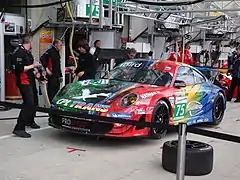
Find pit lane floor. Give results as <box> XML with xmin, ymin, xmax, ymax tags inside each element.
<box><xmin>0</xmin><ymin>103</ymin><xmax>239</xmax><ymax>180</ymax></box>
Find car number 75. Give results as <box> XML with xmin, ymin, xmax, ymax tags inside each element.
<box><xmin>174</xmin><ymin>103</ymin><xmax>186</xmax><ymax>118</ymax></box>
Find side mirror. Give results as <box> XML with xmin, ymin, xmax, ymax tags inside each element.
<box><xmin>174</xmin><ymin>80</ymin><xmax>186</xmax><ymax>88</ymax></box>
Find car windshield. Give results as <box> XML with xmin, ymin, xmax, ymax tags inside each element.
<box><xmin>103</xmin><ymin>60</ymin><xmax>173</xmax><ymax>86</ymax></box>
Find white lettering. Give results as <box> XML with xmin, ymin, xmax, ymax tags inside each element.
<box><xmin>119</xmin><ymin>62</ymin><xmax>143</xmax><ymax>68</ymax></box>
<box><xmin>140</xmin><ymin>91</ymin><xmax>161</xmax><ymax>99</ymax></box>
<box><xmin>56</xmin><ymin>99</ymin><xmax>72</xmax><ymax>106</ymax></box>
<box><xmin>62</xmin><ymin>118</ymin><xmax>71</xmax><ymax>125</ymax></box>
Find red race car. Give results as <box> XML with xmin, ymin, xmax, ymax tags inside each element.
<box><xmin>49</xmin><ymin>59</ymin><xmax>226</xmax><ymax>139</ymax></box>
<box><xmin>195</xmin><ymin>67</ymin><xmax>239</xmax><ymax>99</ymax></box>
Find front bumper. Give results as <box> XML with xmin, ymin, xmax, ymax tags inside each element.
<box><xmin>48</xmin><ymin>113</ymin><xmax>150</xmax><ymax>138</ymax></box>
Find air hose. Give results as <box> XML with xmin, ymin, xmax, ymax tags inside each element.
<box><xmin>66</xmin><ymin>2</ymin><xmax>79</xmax><ymax>83</ymax></box>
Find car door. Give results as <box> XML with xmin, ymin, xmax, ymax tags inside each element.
<box><xmin>189</xmin><ymin>68</ymin><xmax>212</xmax><ymax>124</ymax></box>
<box><xmin>173</xmin><ymin>66</ymin><xmax>198</xmax><ymax>123</ymax></box>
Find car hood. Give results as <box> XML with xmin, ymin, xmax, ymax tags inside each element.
<box><xmin>55</xmin><ymin>79</ymin><xmax>141</xmax><ymax>104</ymax></box>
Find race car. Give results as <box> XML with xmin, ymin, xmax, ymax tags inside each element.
<box><xmin>48</xmin><ymin>59</ymin><xmax>226</xmax><ymax>139</ymax></box>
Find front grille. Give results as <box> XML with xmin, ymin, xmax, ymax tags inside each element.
<box><xmin>50</xmin><ymin>114</ymin><xmax>113</xmax><ymax>134</ymax></box>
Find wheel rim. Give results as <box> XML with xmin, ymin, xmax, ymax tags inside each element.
<box><xmin>214</xmin><ymin>97</ymin><xmax>224</xmax><ymax>120</ymax></box>
<box><xmin>171</xmin><ymin>141</ymin><xmax>208</xmax><ymax>149</ymax></box>
<box><xmin>152</xmin><ymin>105</ymin><xmax>169</xmax><ymax>135</ymax></box>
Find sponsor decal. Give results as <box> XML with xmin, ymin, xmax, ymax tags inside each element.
<box><xmin>175</xmin><ymin>90</ymin><xmax>186</xmax><ymax>97</ymax></box>
<box><xmin>165</xmin><ymin>66</ymin><xmax>171</xmax><ymax>70</ymax></box>
<box><xmin>56</xmin><ymin>99</ymin><xmax>110</xmax><ymax>113</ymax></box>
<box><xmin>140</xmin><ymin>91</ymin><xmax>161</xmax><ymax>99</ymax></box>
<box><xmin>80</xmin><ymin>80</ymin><xmax>91</xmax><ymax>86</ymax></box>
<box><xmin>108</xmin><ymin>112</ymin><xmax>132</xmax><ymax>119</ymax></box>
<box><xmin>175</xmin><ymin>96</ymin><xmax>187</xmax><ymax>104</ymax></box>
<box><xmin>187</xmin><ymin>118</ymin><xmax>209</xmax><ymax>125</ymax></box>
<box><xmin>72</xmin><ymin>89</ymin><xmax>111</xmax><ymax>101</ymax></box>
<box><xmin>136</xmin><ymin>109</ymin><xmax>146</xmax><ymax>114</ymax></box>
<box><xmin>187</xmin><ymin>101</ymin><xmax>203</xmax><ymax>116</ymax></box>
<box><xmin>168</xmin><ymin>96</ymin><xmax>175</xmax><ymax>105</ymax></box>
<box><xmin>119</xmin><ymin>62</ymin><xmax>143</xmax><ymax>68</ymax></box>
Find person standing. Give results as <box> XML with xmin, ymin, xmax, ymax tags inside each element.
<box><xmin>73</xmin><ymin>40</ymin><xmax>96</xmax><ymax>80</ymax></box>
<box><xmin>90</xmin><ymin>40</ymin><xmax>101</xmax><ymax>62</ymax></box>
<box><xmin>11</xmin><ymin>34</ymin><xmax>41</xmax><ymax>138</ymax></box>
<box><xmin>114</xmin><ymin>48</ymin><xmax>137</xmax><ymax>67</ymax></box>
<box><xmin>227</xmin><ymin>45</ymin><xmax>240</xmax><ymax>102</ymax></box>
<box><xmin>90</xmin><ymin>40</ymin><xmax>102</xmax><ymax>78</ymax></box>
<box><xmin>40</xmin><ymin>39</ymin><xmax>63</xmax><ymax>103</ymax></box>
<box><xmin>167</xmin><ymin>43</ymin><xmax>194</xmax><ymax>65</ymax></box>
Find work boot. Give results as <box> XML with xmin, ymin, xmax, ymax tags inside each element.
<box><xmin>27</xmin><ymin>122</ymin><xmax>41</xmax><ymax>129</ymax></box>
<box><xmin>234</xmin><ymin>99</ymin><xmax>240</xmax><ymax>103</ymax></box>
<box><xmin>12</xmin><ymin>130</ymin><xmax>31</xmax><ymax>138</ymax></box>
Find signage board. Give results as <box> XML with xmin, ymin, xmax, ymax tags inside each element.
<box><xmin>76</xmin><ymin>0</ymin><xmax>123</xmax><ymax>18</ymax></box>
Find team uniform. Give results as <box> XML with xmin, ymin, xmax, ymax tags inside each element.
<box><xmin>40</xmin><ymin>46</ymin><xmax>62</xmax><ymax>102</ymax></box>
<box><xmin>11</xmin><ymin>45</ymin><xmax>40</xmax><ymax>133</ymax></box>
<box><xmin>167</xmin><ymin>50</ymin><xmax>194</xmax><ymax>65</ymax></box>
<box><xmin>227</xmin><ymin>54</ymin><xmax>240</xmax><ymax>102</ymax></box>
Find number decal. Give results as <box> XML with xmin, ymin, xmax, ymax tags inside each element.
<box><xmin>174</xmin><ymin>103</ymin><xmax>186</xmax><ymax>119</ymax></box>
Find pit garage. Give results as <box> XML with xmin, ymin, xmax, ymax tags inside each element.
<box><xmin>0</xmin><ymin>0</ymin><xmax>240</xmax><ymax>180</ymax></box>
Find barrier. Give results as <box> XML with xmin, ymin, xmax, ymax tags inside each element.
<box><xmin>0</xmin><ymin>100</ymin><xmax>240</xmax><ymax>180</ymax></box>
<box><xmin>0</xmin><ymin>101</ymin><xmax>240</xmax><ymax>143</ymax></box>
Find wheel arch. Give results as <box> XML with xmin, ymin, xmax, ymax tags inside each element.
<box><xmin>217</xmin><ymin>89</ymin><xmax>227</xmax><ymax>109</ymax></box>
<box><xmin>158</xmin><ymin>97</ymin><xmax>172</xmax><ymax>115</ymax></box>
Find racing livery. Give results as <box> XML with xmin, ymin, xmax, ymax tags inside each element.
<box><xmin>49</xmin><ymin>59</ymin><xmax>226</xmax><ymax>139</ymax></box>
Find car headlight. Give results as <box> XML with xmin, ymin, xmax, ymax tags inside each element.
<box><xmin>56</xmin><ymin>84</ymin><xmax>71</xmax><ymax>97</ymax></box>
<box><xmin>120</xmin><ymin>93</ymin><xmax>138</xmax><ymax>107</ymax></box>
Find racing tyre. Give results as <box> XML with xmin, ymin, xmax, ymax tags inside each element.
<box><xmin>162</xmin><ymin>140</ymin><xmax>213</xmax><ymax>176</ymax></box>
<box><xmin>211</xmin><ymin>92</ymin><xmax>225</xmax><ymax>125</ymax></box>
<box><xmin>150</xmin><ymin>100</ymin><xmax>170</xmax><ymax>139</ymax></box>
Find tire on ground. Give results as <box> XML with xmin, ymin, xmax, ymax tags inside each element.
<box><xmin>162</xmin><ymin>140</ymin><xmax>213</xmax><ymax>176</ymax></box>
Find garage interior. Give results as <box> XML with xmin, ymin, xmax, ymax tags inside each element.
<box><xmin>0</xmin><ymin>0</ymin><xmax>240</xmax><ymax>180</ymax></box>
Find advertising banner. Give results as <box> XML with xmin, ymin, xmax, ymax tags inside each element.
<box><xmin>39</xmin><ymin>29</ymin><xmax>53</xmax><ymax>59</ymax></box>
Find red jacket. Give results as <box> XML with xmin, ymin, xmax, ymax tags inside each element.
<box><xmin>167</xmin><ymin>50</ymin><xmax>194</xmax><ymax>65</ymax></box>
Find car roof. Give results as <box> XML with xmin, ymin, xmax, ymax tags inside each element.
<box><xmin>127</xmin><ymin>59</ymin><xmax>181</xmax><ymax>67</ymax></box>
<box><xmin>125</xmin><ymin>58</ymin><xmax>199</xmax><ymax>70</ymax></box>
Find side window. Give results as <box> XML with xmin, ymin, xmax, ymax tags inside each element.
<box><xmin>176</xmin><ymin>66</ymin><xmax>195</xmax><ymax>86</ymax></box>
<box><xmin>192</xmin><ymin>69</ymin><xmax>206</xmax><ymax>84</ymax></box>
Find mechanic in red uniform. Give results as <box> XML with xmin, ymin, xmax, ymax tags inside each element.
<box><xmin>11</xmin><ymin>34</ymin><xmax>41</xmax><ymax>138</ymax></box>
<box><xmin>40</xmin><ymin>39</ymin><xmax>63</xmax><ymax>102</ymax></box>
<box><xmin>167</xmin><ymin>43</ymin><xmax>194</xmax><ymax>65</ymax></box>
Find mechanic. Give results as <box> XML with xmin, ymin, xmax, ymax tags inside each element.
<box><xmin>227</xmin><ymin>45</ymin><xmax>240</xmax><ymax>102</ymax></box>
<box><xmin>167</xmin><ymin>43</ymin><xmax>194</xmax><ymax>65</ymax></box>
<box><xmin>114</xmin><ymin>48</ymin><xmax>137</xmax><ymax>67</ymax></box>
<box><xmin>90</xmin><ymin>40</ymin><xmax>102</xmax><ymax>78</ymax></box>
<box><xmin>11</xmin><ymin>34</ymin><xmax>41</xmax><ymax>138</ymax></box>
<box><xmin>73</xmin><ymin>40</ymin><xmax>96</xmax><ymax>80</ymax></box>
<box><xmin>40</xmin><ymin>39</ymin><xmax>63</xmax><ymax>103</ymax></box>
<box><xmin>227</xmin><ymin>50</ymin><xmax>237</xmax><ymax>73</ymax></box>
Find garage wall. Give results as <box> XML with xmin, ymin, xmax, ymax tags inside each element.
<box><xmin>26</xmin><ymin>0</ymin><xmax>53</xmax><ymax>60</ymax></box>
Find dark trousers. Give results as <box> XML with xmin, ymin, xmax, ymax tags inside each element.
<box><xmin>47</xmin><ymin>76</ymin><xmax>60</xmax><ymax>103</ymax></box>
<box><xmin>228</xmin><ymin>77</ymin><xmax>240</xmax><ymax>100</ymax></box>
<box><xmin>14</xmin><ymin>80</ymin><xmax>38</xmax><ymax>131</ymax></box>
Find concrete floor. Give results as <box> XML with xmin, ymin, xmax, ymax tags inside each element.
<box><xmin>0</xmin><ymin>103</ymin><xmax>239</xmax><ymax>180</ymax></box>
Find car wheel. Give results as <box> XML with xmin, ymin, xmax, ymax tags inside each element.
<box><xmin>162</xmin><ymin>140</ymin><xmax>213</xmax><ymax>176</ymax></box>
<box><xmin>150</xmin><ymin>100</ymin><xmax>170</xmax><ymax>139</ymax></box>
<box><xmin>211</xmin><ymin>92</ymin><xmax>225</xmax><ymax>125</ymax></box>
